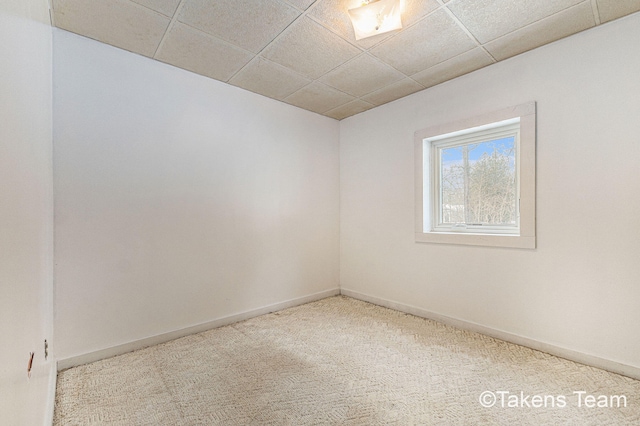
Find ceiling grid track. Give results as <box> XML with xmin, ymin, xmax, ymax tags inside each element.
<box><xmin>590</xmin><ymin>0</ymin><xmax>602</xmax><ymax>24</ymax></box>
<box><xmin>152</xmin><ymin>0</ymin><xmax>188</xmax><ymax>59</ymax></box>
<box><xmin>440</xmin><ymin>3</ymin><xmax>499</xmax><ymax>63</ymax></box>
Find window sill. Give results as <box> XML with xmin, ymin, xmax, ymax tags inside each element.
<box><xmin>415</xmin><ymin>231</ymin><xmax>535</xmax><ymax>249</ymax></box>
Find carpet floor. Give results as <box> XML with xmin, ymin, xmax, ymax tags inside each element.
<box><xmin>54</xmin><ymin>296</ymin><xmax>640</xmax><ymax>425</ymax></box>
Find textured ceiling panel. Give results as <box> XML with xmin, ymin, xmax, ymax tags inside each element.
<box><xmin>447</xmin><ymin>0</ymin><xmax>584</xmax><ymax>43</ymax></box>
<box><xmin>596</xmin><ymin>0</ymin><xmax>640</xmax><ymax>23</ymax></box>
<box><xmin>325</xmin><ymin>99</ymin><xmax>375</xmax><ymax>120</ymax></box>
<box><xmin>319</xmin><ymin>53</ymin><xmax>405</xmax><ymax>97</ymax></box>
<box><xmin>229</xmin><ymin>57</ymin><xmax>311</xmax><ymax>100</ymax></box>
<box><xmin>262</xmin><ymin>17</ymin><xmax>360</xmax><ymax>79</ymax></box>
<box><xmin>52</xmin><ymin>0</ymin><xmax>170</xmax><ymax>57</ymax></box>
<box><xmin>155</xmin><ymin>23</ymin><xmax>253</xmax><ymax>81</ymax></box>
<box><xmin>361</xmin><ymin>78</ymin><xmax>424</xmax><ymax>106</ymax></box>
<box><xmin>485</xmin><ymin>2</ymin><xmax>596</xmax><ymax>61</ymax></box>
<box><xmin>411</xmin><ymin>48</ymin><xmax>494</xmax><ymax>89</ymax></box>
<box><xmin>178</xmin><ymin>0</ymin><xmax>300</xmax><ymax>53</ymax></box>
<box><xmin>130</xmin><ymin>0</ymin><xmax>181</xmax><ymax>17</ymax></box>
<box><xmin>401</xmin><ymin>0</ymin><xmax>441</xmax><ymax>27</ymax></box>
<box><xmin>370</xmin><ymin>9</ymin><xmax>476</xmax><ymax>75</ymax></box>
<box><xmin>283</xmin><ymin>0</ymin><xmax>317</xmax><ymax>11</ymax></box>
<box><xmin>50</xmin><ymin>0</ymin><xmax>640</xmax><ymax>119</ymax></box>
<box><xmin>285</xmin><ymin>82</ymin><xmax>354</xmax><ymax>114</ymax></box>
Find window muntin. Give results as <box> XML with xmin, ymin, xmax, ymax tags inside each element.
<box><xmin>429</xmin><ymin>120</ymin><xmax>520</xmax><ymax>234</ymax></box>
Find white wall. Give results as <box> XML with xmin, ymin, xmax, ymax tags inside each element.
<box><xmin>53</xmin><ymin>30</ymin><xmax>340</xmax><ymax>361</ymax></box>
<box><xmin>340</xmin><ymin>13</ymin><xmax>640</xmax><ymax>372</ymax></box>
<box><xmin>0</xmin><ymin>0</ymin><xmax>54</xmax><ymax>424</ymax></box>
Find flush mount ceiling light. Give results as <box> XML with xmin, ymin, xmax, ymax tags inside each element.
<box><xmin>348</xmin><ymin>0</ymin><xmax>403</xmax><ymax>40</ymax></box>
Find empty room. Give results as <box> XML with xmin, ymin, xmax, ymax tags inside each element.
<box><xmin>2</xmin><ymin>0</ymin><xmax>640</xmax><ymax>424</ymax></box>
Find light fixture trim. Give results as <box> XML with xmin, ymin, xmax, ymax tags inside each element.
<box><xmin>348</xmin><ymin>0</ymin><xmax>403</xmax><ymax>41</ymax></box>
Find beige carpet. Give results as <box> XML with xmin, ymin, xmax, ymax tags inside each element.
<box><xmin>54</xmin><ymin>296</ymin><xmax>640</xmax><ymax>425</ymax></box>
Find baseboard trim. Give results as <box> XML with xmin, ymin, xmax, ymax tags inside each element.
<box><xmin>341</xmin><ymin>288</ymin><xmax>640</xmax><ymax>381</ymax></box>
<box><xmin>57</xmin><ymin>288</ymin><xmax>340</xmax><ymax>371</ymax></box>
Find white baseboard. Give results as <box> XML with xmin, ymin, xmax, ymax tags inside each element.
<box><xmin>57</xmin><ymin>288</ymin><xmax>340</xmax><ymax>371</ymax></box>
<box><xmin>341</xmin><ymin>288</ymin><xmax>640</xmax><ymax>381</ymax></box>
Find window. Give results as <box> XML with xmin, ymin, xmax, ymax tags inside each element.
<box><xmin>432</xmin><ymin>119</ymin><xmax>520</xmax><ymax>234</ymax></box>
<box><xmin>415</xmin><ymin>102</ymin><xmax>536</xmax><ymax>249</ymax></box>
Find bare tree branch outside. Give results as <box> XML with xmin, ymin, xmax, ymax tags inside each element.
<box><xmin>440</xmin><ymin>136</ymin><xmax>517</xmax><ymax>226</ymax></box>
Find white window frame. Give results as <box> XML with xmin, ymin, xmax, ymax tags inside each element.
<box><xmin>431</xmin><ymin>119</ymin><xmax>520</xmax><ymax>235</ymax></box>
<box><xmin>415</xmin><ymin>102</ymin><xmax>536</xmax><ymax>249</ymax></box>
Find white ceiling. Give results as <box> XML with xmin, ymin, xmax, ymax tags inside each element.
<box><xmin>51</xmin><ymin>0</ymin><xmax>640</xmax><ymax>120</ymax></box>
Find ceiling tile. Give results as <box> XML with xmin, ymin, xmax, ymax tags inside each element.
<box><xmin>178</xmin><ymin>0</ymin><xmax>300</xmax><ymax>53</ymax></box>
<box><xmin>308</xmin><ymin>0</ymin><xmax>399</xmax><ymax>49</ymax></box>
<box><xmin>361</xmin><ymin>78</ymin><xmax>424</xmax><ymax>106</ymax></box>
<box><xmin>229</xmin><ymin>57</ymin><xmax>311</xmax><ymax>100</ymax></box>
<box><xmin>411</xmin><ymin>48</ymin><xmax>493</xmax><ymax>88</ymax></box>
<box><xmin>319</xmin><ymin>53</ymin><xmax>406</xmax><ymax>97</ymax></box>
<box><xmin>131</xmin><ymin>0</ymin><xmax>181</xmax><ymax>17</ymax></box>
<box><xmin>285</xmin><ymin>82</ymin><xmax>354</xmax><ymax>114</ymax></box>
<box><xmin>447</xmin><ymin>0</ymin><xmax>584</xmax><ymax>43</ymax></box>
<box><xmin>371</xmin><ymin>9</ymin><xmax>476</xmax><ymax>75</ymax></box>
<box><xmin>596</xmin><ymin>0</ymin><xmax>640</xmax><ymax>23</ymax></box>
<box><xmin>52</xmin><ymin>0</ymin><xmax>170</xmax><ymax>57</ymax></box>
<box><xmin>155</xmin><ymin>23</ymin><xmax>253</xmax><ymax>82</ymax></box>
<box><xmin>402</xmin><ymin>0</ymin><xmax>442</xmax><ymax>27</ymax></box>
<box><xmin>262</xmin><ymin>17</ymin><xmax>361</xmax><ymax>79</ymax></box>
<box><xmin>281</xmin><ymin>0</ymin><xmax>317</xmax><ymax>11</ymax></box>
<box><xmin>325</xmin><ymin>99</ymin><xmax>375</xmax><ymax>120</ymax></box>
<box><xmin>485</xmin><ymin>2</ymin><xmax>595</xmax><ymax>61</ymax></box>
<box><xmin>52</xmin><ymin>0</ymin><xmax>640</xmax><ymax>121</ymax></box>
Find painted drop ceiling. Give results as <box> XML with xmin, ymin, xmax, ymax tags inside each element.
<box><xmin>51</xmin><ymin>0</ymin><xmax>640</xmax><ymax>120</ymax></box>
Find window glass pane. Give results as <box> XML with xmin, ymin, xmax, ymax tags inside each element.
<box><xmin>440</xmin><ymin>146</ymin><xmax>464</xmax><ymax>224</ymax></box>
<box><xmin>440</xmin><ymin>136</ymin><xmax>516</xmax><ymax>226</ymax></box>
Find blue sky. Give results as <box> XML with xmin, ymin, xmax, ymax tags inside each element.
<box><xmin>442</xmin><ymin>136</ymin><xmax>515</xmax><ymax>165</ymax></box>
